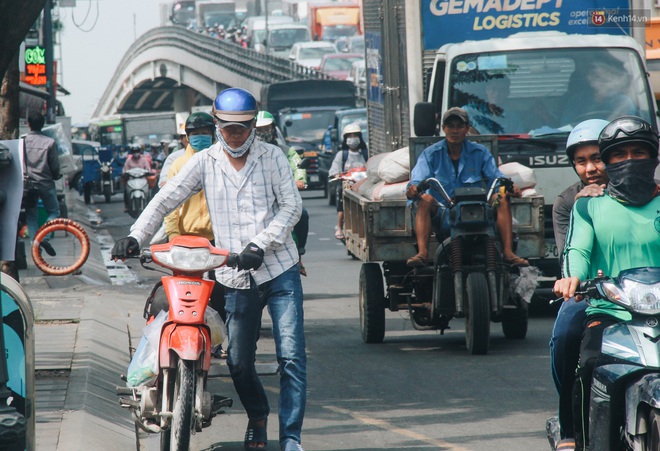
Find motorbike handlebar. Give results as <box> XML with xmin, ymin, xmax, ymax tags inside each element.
<box><xmin>418</xmin><ymin>178</ymin><xmax>453</xmax><ymax>207</ymax></box>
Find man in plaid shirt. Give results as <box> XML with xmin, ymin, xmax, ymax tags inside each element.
<box><xmin>112</xmin><ymin>88</ymin><xmax>306</xmax><ymax>451</ymax></box>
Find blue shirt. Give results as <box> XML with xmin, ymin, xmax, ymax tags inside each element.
<box><xmin>408</xmin><ymin>139</ymin><xmax>503</xmax><ymax>205</ymax></box>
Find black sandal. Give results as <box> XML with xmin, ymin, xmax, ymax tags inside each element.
<box><xmin>244</xmin><ymin>418</ymin><xmax>268</xmax><ymax>450</ymax></box>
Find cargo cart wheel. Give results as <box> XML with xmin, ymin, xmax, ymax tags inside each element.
<box><xmin>465</xmin><ymin>272</ymin><xmax>490</xmax><ymax>355</ymax></box>
<box><xmin>502</xmin><ymin>303</ymin><xmax>528</xmax><ymax>339</ymax></box>
<box><xmin>359</xmin><ymin>263</ymin><xmax>385</xmax><ymax>343</ymax></box>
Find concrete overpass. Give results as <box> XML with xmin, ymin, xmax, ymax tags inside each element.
<box><xmin>93</xmin><ymin>26</ymin><xmax>327</xmax><ymax>118</ymax></box>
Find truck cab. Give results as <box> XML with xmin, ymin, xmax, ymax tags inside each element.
<box><xmin>416</xmin><ymin>32</ymin><xmax>657</xmax><ymax>294</ymax></box>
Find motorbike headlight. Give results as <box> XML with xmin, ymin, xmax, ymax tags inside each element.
<box><xmin>100</xmin><ymin>165</ymin><xmax>111</xmax><ymax>173</ymax></box>
<box><xmin>153</xmin><ymin>246</ymin><xmax>226</xmax><ymax>272</ymax></box>
<box><xmin>460</xmin><ymin>204</ymin><xmax>485</xmax><ymax>222</ymax></box>
<box><xmin>605</xmin><ymin>280</ymin><xmax>660</xmax><ymax>314</ymax></box>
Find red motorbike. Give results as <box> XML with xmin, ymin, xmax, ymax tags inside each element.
<box><xmin>117</xmin><ymin>236</ymin><xmax>237</xmax><ymax>450</ymax></box>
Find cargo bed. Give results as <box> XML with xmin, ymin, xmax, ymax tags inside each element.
<box><xmin>343</xmin><ymin>188</ymin><xmax>544</xmax><ymax>263</ymax></box>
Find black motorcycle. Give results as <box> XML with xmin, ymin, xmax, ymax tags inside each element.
<box><xmin>548</xmin><ymin>267</ymin><xmax>660</xmax><ymax>450</ymax></box>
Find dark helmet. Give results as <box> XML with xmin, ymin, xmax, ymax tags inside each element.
<box><xmin>599</xmin><ymin>116</ymin><xmax>659</xmax><ymax>163</ymax></box>
<box><xmin>185</xmin><ymin>112</ymin><xmax>214</xmax><ymax>134</ymax></box>
<box><xmin>212</xmin><ymin>88</ymin><xmax>257</xmax><ymax>124</ymax></box>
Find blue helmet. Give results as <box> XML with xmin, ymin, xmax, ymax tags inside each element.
<box><xmin>213</xmin><ymin>88</ymin><xmax>257</xmax><ymax>123</ymax></box>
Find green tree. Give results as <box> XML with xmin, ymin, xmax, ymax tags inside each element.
<box><xmin>0</xmin><ymin>0</ymin><xmax>48</xmax><ymax>139</ymax></box>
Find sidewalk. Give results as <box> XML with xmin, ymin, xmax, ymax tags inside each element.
<box><xmin>17</xmin><ymin>195</ymin><xmax>148</xmax><ymax>451</ymax></box>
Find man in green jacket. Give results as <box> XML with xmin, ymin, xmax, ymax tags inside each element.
<box><xmin>554</xmin><ymin>116</ymin><xmax>660</xmax><ymax>451</ymax></box>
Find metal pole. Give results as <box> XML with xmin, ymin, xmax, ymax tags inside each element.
<box><xmin>44</xmin><ymin>0</ymin><xmax>56</xmax><ymax>124</ymax></box>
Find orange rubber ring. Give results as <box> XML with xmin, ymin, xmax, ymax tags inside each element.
<box><xmin>31</xmin><ymin>218</ymin><xmax>91</xmax><ymax>276</ymax></box>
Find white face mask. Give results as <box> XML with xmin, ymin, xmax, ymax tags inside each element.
<box><xmin>346</xmin><ymin>137</ymin><xmax>360</xmax><ymax>150</ymax></box>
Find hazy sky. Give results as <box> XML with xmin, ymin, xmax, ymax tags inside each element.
<box><xmin>58</xmin><ymin>0</ymin><xmax>166</xmax><ymax>124</ymax></box>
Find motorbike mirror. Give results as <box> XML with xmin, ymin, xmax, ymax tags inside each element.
<box><xmin>298</xmin><ymin>157</ymin><xmax>312</xmax><ymax>169</ymax></box>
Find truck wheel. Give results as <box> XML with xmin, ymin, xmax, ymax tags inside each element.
<box><xmin>329</xmin><ymin>184</ymin><xmax>337</xmax><ymax>206</ymax></box>
<box><xmin>70</xmin><ymin>172</ymin><xmax>82</xmax><ymax>191</ymax></box>
<box><xmin>502</xmin><ymin>303</ymin><xmax>528</xmax><ymax>339</ymax></box>
<box><xmin>465</xmin><ymin>272</ymin><xmax>490</xmax><ymax>355</ymax></box>
<box><xmin>359</xmin><ymin>263</ymin><xmax>385</xmax><ymax>343</ymax></box>
<box><xmin>83</xmin><ymin>182</ymin><xmax>93</xmax><ymax>204</ymax></box>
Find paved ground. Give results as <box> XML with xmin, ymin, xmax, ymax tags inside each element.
<box><xmin>13</xmin><ymin>194</ymin><xmax>147</xmax><ymax>451</ymax></box>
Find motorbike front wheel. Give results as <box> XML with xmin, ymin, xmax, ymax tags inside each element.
<box><xmin>129</xmin><ymin>197</ymin><xmax>145</xmax><ymax>219</ymax></box>
<box><xmin>646</xmin><ymin>408</ymin><xmax>660</xmax><ymax>450</ymax></box>
<box><xmin>103</xmin><ymin>183</ymin><xmax>112</xmax><ymax>203</ymax></box>
<box><xmin>465</xmin><ymin>272</ymin><xmax>490</xmax><ymax>355</ymax></box>
<box><xmin>161</xmin><ymin>358</ymin><xmax>195</xmax><ymax>451</ymax></box>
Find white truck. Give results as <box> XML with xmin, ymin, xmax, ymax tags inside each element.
<box><xmin>361</xmin><ymin>0</ymin><xmax>657</xmax><ymax>298</ymax></box>
<box><xmin>196</xmin><ymin>0</ymin><xmax>236</xmax><ymax>29</ymax></box>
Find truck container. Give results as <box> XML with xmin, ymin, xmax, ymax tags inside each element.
<box><xmin>308</xmin><ymin>1</ymin><xmax>361</xmax><ymax>42</ymax></box>
<box><xmin>170</xmin><ymin>0</ymin><xmax>197</xmax><ymax>27</ymax></box>
<box><xmin>196</xmin><ymin>0</ymin><xmax>236</xmax><ymax>29</ymax></box>
<box><xmin>362</xmin><ymin>0</ymin><xmax>656</xmax><ymax>296</ymax></box>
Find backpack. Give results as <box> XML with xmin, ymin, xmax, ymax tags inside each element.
<box><xmin>341</xmin><ymin>147</ymin><xmax>369</xmax><ymax>171</ymax></box>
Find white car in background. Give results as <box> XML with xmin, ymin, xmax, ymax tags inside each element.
<box><xmin>288</xmin><ymin>41</ymin><xmax>337</xmax><ymax>69</ymax></box>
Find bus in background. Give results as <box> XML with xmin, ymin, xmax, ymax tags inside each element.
<box><xmin>88</xmin><ymin>116</ymin><xmax>124</xmax><ymax>147</ymax></box>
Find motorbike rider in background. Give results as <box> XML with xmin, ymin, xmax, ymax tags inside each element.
<box><xmin>255</xmin><ymin>110</ymin><xmax>310</xmax><ymax>276</ymax></box>
<box><xmin>328</xmin><ymin>122</ymin><xmax>368</xmax><ymax>240</ymax></box>
<box><xmin>122</xmin><ymin>144</ymin><xmax>151</xmax><ymax>212</ymax></box>
<box><xmin>548</xmin><ymin>119</ymin><xmax>610</xmax><ymax>450</ymax></box>
<box><xmin>553</xmin><ymin>116</ymin><xmax>660</xmax><ymax>451</ymax></box>
<box><xmin>159</xmin><ymin>124</ymin><xmax>188</xmax><ymax>188</ymax></box>
<box><xmin>111</xmin><ymin>87</ymin><xmax>306</xmax><ymax>451</ymax></box>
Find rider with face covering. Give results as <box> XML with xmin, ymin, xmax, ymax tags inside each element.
<box><xmin>554</xmin><ymin>116</ymin><xmax>660</xmax><ymax>451</ymax></box>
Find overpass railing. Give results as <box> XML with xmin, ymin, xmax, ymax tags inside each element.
<box><xmin>106</xmin><ymin>26</ymin><xmax>330</xmax><ymax>96</ymax></box>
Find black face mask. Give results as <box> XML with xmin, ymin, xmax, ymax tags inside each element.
<box><xmin>606</xmin><ymin>158</ymin><xmax>659</xmax><ymax>206</ymax></box>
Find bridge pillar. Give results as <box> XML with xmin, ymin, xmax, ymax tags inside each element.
<box><xmin>173</xmin><ymin>88</ymin><xmax>196</xmax><ymax>113</ymax></box>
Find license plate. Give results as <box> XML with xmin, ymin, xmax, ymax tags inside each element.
<box><xmin>304</xmin><ymin>151</ymin><xmax>318</xmax><ymax>157</ymax></box>
<box><xmin>545</xmin><ymin>242</ymin><xmax>559</xmax><ymax>259</ymax></box>
<box><xmin>309</xmin><ymin>174</ymin><xmax>319</xmax><ymax>182</ymax></box>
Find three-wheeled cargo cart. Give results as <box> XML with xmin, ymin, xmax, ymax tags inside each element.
<box><xmin>343</xmin><ymin>137</ymin><xmax>545</xmax><ymax>354</ymax></box>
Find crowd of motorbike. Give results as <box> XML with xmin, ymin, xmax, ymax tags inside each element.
<box><xmin>77</xmin><ymin>143</ymin><xmax>164</xmax><ymax>218</ymax></box>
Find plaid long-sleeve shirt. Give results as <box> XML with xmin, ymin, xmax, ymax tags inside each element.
<box><xmin>129</xmin><ymin>140</ymin><xmax>302</xmax><ymax>289</ymax></box>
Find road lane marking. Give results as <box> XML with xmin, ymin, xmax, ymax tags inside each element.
<box><xmin>323</xmin><ymin>405</ymin><xmax>473</xmax><ymax>451</ymax></box>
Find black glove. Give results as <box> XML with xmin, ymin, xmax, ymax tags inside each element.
<box><xmin>111</xmin><ymin>237</ymin><xmax>140</xmax><ymax>260</ymax></box>
<box><xmin>237</xmin><ymin>242</ymin><xmax>264</xmax><ymax>271</ymax></box>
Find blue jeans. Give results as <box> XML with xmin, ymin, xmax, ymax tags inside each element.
<box><xmin>25</xmin><ymin>186</ymin><xmax>60</xmax><ymax>240</ymax></box>
<box><xmin>549</xmin><ymin>298</ymin><xmax>587</xmax><ymax>439</ymax></box>
<box><xmin>224</xmin><ymin>264</ymin><xmax>307</xmax><ymax>446</ymax></box>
